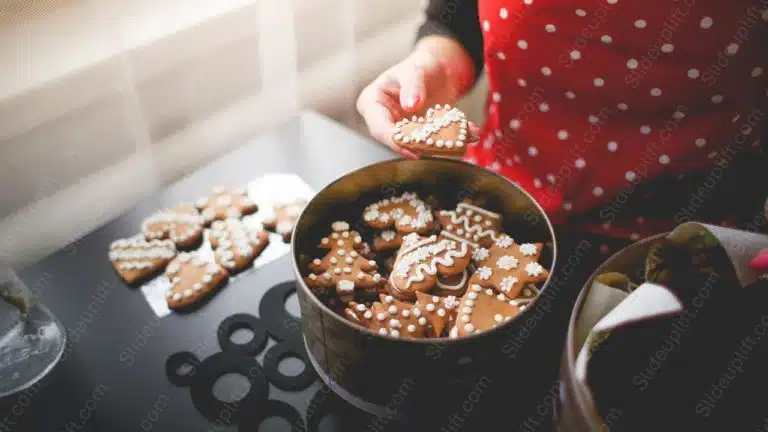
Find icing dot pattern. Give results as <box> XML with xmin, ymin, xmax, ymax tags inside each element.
<box><xmin>392</xmin><ymin>105</ymin><xmax>472</xmax><ymax>156</ymax></box>
<box><xmin>210</xmin><ymin>218</ymin><xmax>270</xmax><ymax>272</ymax></box>
<box><xmin>454</xmin><ymin>284</ymin><xmax>520</xmax><ymax>338</ymax></box>
<box><xmin>165</xmin><ymin>253</ymin><xmax>228</xmax><ymax>310</ymax></box>
<box><xmin>468</xmin><ymin>237</ymin><xmax>549</xmax><ymax>300</ymax></box>
<box><xmin>109</xmin><ymin>236</ymin><xmax>177</xmax><ymax>284</ymax></box>
<box><xmin>141</xmin><ymin>203</ymin><xmax>205</xmax><ymax>249</ymax></box>
<box><xmin>363</xmin><ymin>192</ymin><xmax>434</xmax><ymax>235</ymax></box>
<box><xmin>195</xmin><ymin>186</ymin><xmax>257</xmax><ymax>225</ymax></box>
<box><xmin>437</xmin><ymin>201</ymin><xmax>503</xmax><ymax>248</ymax></box>
<box><xmin>263</xmin><ymin>200</ymin><xmax>306</xmax><ymax>242</ymax></box>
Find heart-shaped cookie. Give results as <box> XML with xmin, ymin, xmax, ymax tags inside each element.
<box><xmin>305</xmin><ymin>221</ymin><xmax>384</xmax><ymax>302</ymax></box>
<box><xmin>263</xmin><ymin>200</ymin><xmax>306</xmax><ymax>242</ymax></box>
<box><xmin>165</xmin><ymin>253</ymin><xmax>228</xmax><ymax>310</ymax></box>
<box><xmin>109</xmin><ymin>236</ymin><xmax>176</xmax><ymax>284</ymax></box>
<box><xmin>438</xmin><ymin>201</ymin><xmax>502</xmax><ymax>248</ymax></box>
<box><xmin>196</xmin><ymin>186</ymin><xmax>257</xmax><ymax>224</ymax></box>
<box><xmin>469</xmin><ymin>235</ymin><xmax>549</xmax><ymax>300</ymax></box>
<box><xmin>362</xmin><ymin>192</ymin><xmax>434</xmax><ymax>234</ymax></box>
<box><xmin>209</xmin><ymin>218</ymin><xmax>270</xmax><ymax>273</ymax></box>
<box><xmin>142</xmin><ymin>204</ymin><xmax>205</xmax><ymax>249</ymax></box>
<box><xmin>392</xmin><ymin>105</ymin><xmax>471</xmax><ymax>157</ymax></box>
<box><xmin>389</xmin><ymin>231</ymin><xmax>472</xmax><ymax>300</ymax></box>
<box><xmin>451</xmin><ymin>284</ymin><xmax>521</xmax><ymax>338</ymax></box>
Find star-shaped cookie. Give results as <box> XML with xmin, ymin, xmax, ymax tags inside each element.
<box><xmin>468</xmin><ymin>235</ymin><xmax>549</xmax><ymax>300</ymax></box>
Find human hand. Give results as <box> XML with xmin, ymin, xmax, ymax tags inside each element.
<box><xmin>356</xmin><ymin>37</ymin><xmax>480</xmax><ymax>159</ymax></box>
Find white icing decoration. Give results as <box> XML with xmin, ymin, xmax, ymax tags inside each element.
<box><xmin>456</xmin><ymin>203</ymin><xmax>501</xmax><ymax>219</ymax></box>
<box><xmin>519</xmin><ymin>243</ymin><xmax>538</xmax><ymax>256</ymax></box>
<box><xmin>472</xmin><ymin>248</ymin><xmax>490</xmax><ymax>262</ymax></box>
<box><xmin>476</xmin><ymin>266</ymin><xmax>493</xmax><ymax>280</ymax></box>
<box><xmin>500</xmin><ymin>276</ymin><xmax>519</xmax><ymax>293</ymax></box>
<box><xmin>495</xmin><ymin>236</ymin><xmax>514</xmax><ymax>248</ymax></box>
<box><xmin>338</xmin><ymin>280</ymin><xmax>355</xmax><ymax>293</ymax></box>
<box><xmin>380</xmin><ymin>230</ymin><xmax>397</xmax><ymax>242</ymax></box>
<box><xmin>332</xmin><ymin>221</ymin><xmax>350</xmax><ymax>232</ymax></box>
<box><xmin>496</xmin><ymin>255</ymin><xmax>519</xmax><ymax>270</ymax></box>
<box><xmin>393</xmin><ymin>235</ymin><xmax>471</xmax><ymax>288</ymax></box>
<box><xmin>436</xmin><ymin>270</ymin><xmax>467</xmax><ymax>292</ymax></box>
<box><xmin>441</xmin><ymin>212</ymin><xmax>499</xmax><ymax>243</ymax></box>
<box><xmin>525</xmin><ymin>262</ymin><xmax>545</xmax><ymax>277</ymax></box>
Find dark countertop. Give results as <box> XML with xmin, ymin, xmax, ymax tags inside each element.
<box><xmin>6</xmin><ymin>112</ymin><xmax>396</xmax><ymax>431</ymax></box>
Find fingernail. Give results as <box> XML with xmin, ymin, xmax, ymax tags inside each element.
<box><xmin>403</xmin><ymin>93</ymin><xmax>421</xmax><ymax>110</ymax></box>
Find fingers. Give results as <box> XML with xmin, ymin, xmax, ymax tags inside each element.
<box><xmin>357</xmin><ymin>90</ymin><xmax>419</xmax><ymax>159</ymax></box>
<box><xmin>397</xmin><ymin>51</ymin><xmax>441</xmax><ymax>113</ymax></box>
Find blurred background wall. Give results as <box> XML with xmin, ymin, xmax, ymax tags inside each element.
<box><xmin>0</xmin><ymin>0</ymin><xmax>488</xmax><ymax>268</ymax></box>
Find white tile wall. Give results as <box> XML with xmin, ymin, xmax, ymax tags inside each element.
<box><xmin>0</xmin><ymin>0</ymin><xmax>487</xmax><ymax>268</ymax></box>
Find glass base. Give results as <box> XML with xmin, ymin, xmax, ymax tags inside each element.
<box><xmin>0</xmin><ymin>305</ymin><xmax>66</xmax><ymax>398</ymax></box>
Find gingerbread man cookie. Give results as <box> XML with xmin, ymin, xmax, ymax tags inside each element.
<box><xmin>165</xmin><ymin>253</ymin><xmax>228</xmax><ymax>310</ymax></box>
<box><xmin>469</xmin><ymin>235</ymin><xmax>549</xmax><ymax>300</ymax></box>
<box><xmin>451</xmin><ymin>284</ymin><xmax>521</xmax><ymax>338</ymax></box>
<box><xmin>304</xmin><ymin>221</ymin><xmax>384</xmax><ymax>302</ymax></box>
<box><xmin>438</xmin><ymin>202</ymin><xmax>502</xmax><ymax>248</ymax></box>
<box><xmin>363</xmin><ymin>192</ymin><xmax>434</xmax><ymax>235</ymax></box>
<box><xmin>195</xmin><ymin>186</ymin><xmax>257</xmax><ymax>224</ymax></box>
<box><xmin>389</xmin><ymin>231</ymin><xmax>472</xmax><ymax>300</ymax></box>
<box><xmin>414</xmin><ymin>291</ymin><xmax>460</xmax><ymax>337</ymax></box>
<box><xmin>372</xmin><ymin>229</ymin><xmax>404</xmax><ymax>253</ymax></box>
<box><xmin>142</xmin><ymin>204</ymin><xmax>205</xmax><ymax>249</ymax></box>
<box><xmin>392</xmin><ymin>105</ymin><xmax>472</xmax><ymax>157</ymax></box>
<box><xmin>109</xmin><ymin>236</ymin><xmax>176</xmax><ymax>284</ymax></box>
<box><xmin>209</xmin><ymin>218</ymin><xmax>270</xmax><ymax>273</ymax></box>
<box><xmin>263</xmin><ymin>200</ymin><xmax>306</xmax><ymax>242</ymax></box>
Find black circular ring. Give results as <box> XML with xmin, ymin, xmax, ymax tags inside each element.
<box><xmin>217</xmin><ymin>313</ymin><xmax>269</xmax><ymax>356</ymax></box>
<box><xmin>189</xmin><ymin>351</ymin><xmax>270</xmax><ymax>424</ymax></box>
<box><xmin>237</xmin><ymin>399</ymin><xmax>306</xmax><ymax>432</ymax></box>
<box><xmin>263</xmin><ymin>342</ymin><xmax>317</xmax><ymax>391</ymax></box>
<box><xmin>165</xmin><ymin>351</ymin><xmax>200</xmax><ymax>387</ymax></box>
<box><xmin>259</xmin><ymin>281</ymin><xmax>302</xmax><ymax>342</ymax></box>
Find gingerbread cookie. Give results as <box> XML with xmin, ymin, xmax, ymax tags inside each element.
<box><xmin>468</xmin><ymin>235</ymin><xmax>549</xmax><ymax>300</ymax></box>
<box><xmin>438</xmin><ymin>202</ymin><xmax>502</xmax><ymax>248</ymax></box>
<box><xmin>109</xmin><ymin>236</ymin><xmax>176</xmax><ymax>284</ymax></box>
<box><xmin>209</xmin><ymin>218</ymin><xmax>270</xmax><ymax>273</ymax></box>
<box><xmin>304</xmin><ymin>221</ymin><xmax>385</xmax><ymax>302</ymax></box>
<box><xmin>389</xmin><ymin>231</ymin><xmax>472</xmax><ymax>300</ymax></box>
<box><xmin>142</xmin><ymin>204</ymin><xmax>205</xmax><ymax>249</ymax></box>
<box><xmin>195</xmin><ymin>186</ymin><xmax>257</xmax><ymax>224</ymax></box>
<box><xmin>263</xmin><ymin>200</ymin><xmax>306</xmax><ymax>242</ymax></box>
<box><xmin>373</xmin><ymin>229</ymin><xmax>404</xmax><ymax>252</ymax></box>
<box><xmin>345</xmin><ymin>295</ymin><xmax>430</xmax><ymax>339</ymax></box>
<box><xmin>363</xmin><ymin>192</ymin><xmax>434</xmax><ymax>235</ymax></box>
<box><xmin>392</xmin><ymin>104</ymin><xmax>471</xmax><ymax>157</ymax></box>
<box><xmin>432</xmin><ymin>270</ymin><xmax>469</xmax><ymax>297</ymax></box>
<box><xmin>414</xmin><ymin>292</ymin><xmax>460</xmax><ymax>337</ymax></box>
<box><xmin>165</xmin><ymin>253</ymin><xmax>228</xmax><ymax>310</ymax></box>
<box><xmin>451</xmin><ymin>284</ymin><xmax>521</xmax><ymax>338</ymax></box>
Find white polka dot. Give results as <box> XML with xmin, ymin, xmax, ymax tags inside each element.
<box><xmin>557</xmin><ymin>130</ymin><xmax>569</xmax><ymax>140</ymax></box>
<box><xmin>518</xmin><ymin>40</ymin><xmax>528</xmax><ymax>50</ymax></box>
<box><xmin>563</xmin><ymin>202</ymin><xmax>573</xmax><ymax>211</ymax></box>
<box><xmin>695</xmin><ymin>138</ymin><xmax>707</xmax><ymax>148</ymax></box>
<box><xmin>547</xmin><ymin>174</ymin><xmax>556</xmax><ymax>183</ymax></box>
<box><xmin>752</xmin><ymin>67</ymin><xmax>763</xmax><ymax>77</ymax></box>
<box><xmin>499</xmin><ymin>8</ymin><xmax>508</xmax><ymax>19</ymax></box>
<box><xmin>634</xmin><ymin>19</ymin><xmax>647</xmax><ymax>28</ymax></box>
<box><xmin>513</xmin><ymin>155</ymin><xmax>522</xmax><ymax>164</ymax></box>
<box><xmin>492</xmin><ymin>92</ymin><xmax>502</xmax><ymax>102</ymax></box>
<box><xmin>688</xmin><ymin>68</ymin><xmax>700</xmax><ymax>79</ymax></box>
<box><xmin>565</xmin><ymin>91</ymin><xmax>576</xmax><ymax>99</ymax></box>
<box><xmin>650</xmin><ymin>88</ymin><xmax>662</xmax><ymax>96</ymax></box>
<box><xmin>711</xmin><ymin>94</ymin><xmax>724</xmax><ymax>104</ymax></box>
<box><xmin>672</xmin><ymin>110</ymin><xmax>686</xmax><ymax>120</ymax></box>
<box><xmin>594</xmin><ymin>78</ymin><xmax>605</xmax><ymax>87</ymax></box>
<box><xmin>539</xmin><ymin>103</ymin><xmax>550</xmax><ymax>112</ymax></box>
<box><xmin>528</xmin><ymin>146</ymin><xmax>538</xmax><ymax>157</ymax></box>
<box><xmin>593</xmin><ymin>187</ymin><xmax>604</xmax><ymax>197</ymax></box>
<box><xmin>726</xmin><ymin>43</ymin><xmax>739</xmax><ymax>55</ymax></box>
<box><xmin>659</xmin><ymin>155</ymin><xmax>670</xmax><ymax>164</ymax></box>
<box><xmin>570</xmin><ymin>50</ymin><xmax>581</xmax><ymax>60</ymax></box>
<box><xmin>601</xmin><ymin>35</ymin><xmax>612</xmax><ymax>43</ymax></box>
<box><xmin>575</xmin><ymin>9</ymin><xmax>587</xmax><ymax>16</ymax></box>
<box><xmin>588</xmin><ymin>115</ymin><xmax>599</xmax><ymax>124</ymax></box>
<box><xmin>533</xmin><ymin>178</ymin><xmax>543</xmax><ymax>188</ymax></box>
<box><xmin>483</xmin><ymin>20</ymin><xmax>490</xmax><ymax>31</ymax></box>
<box><xmin>606</xmin><ymin>0</ymin><xmax>618</xmax><ymax>4</ymax></box>
<box><xmin>545</xmin><ymin>24</ymin><xmax>556</xmax><ymax>33</ymax></box>
<box><xmin>496</xmin><ymin>51</ymin><xmax>507</xmax><ymax>60</ymax></box>
<box><xmin>627</xmin><ymin>59</ymin><xmax>638</xmax><ymax>69</ymax></box>
<box><xmin>524</xmin><ymin>0</ymin><xmax>533</xmax><ymax>4</ymax></box>
<box><xmin>640</xmin><ymin>125</ymin><xmax>651</xmax><ymax>135</ymax></box>
<box><xmin>630</xmin><ymin>233</ymin><xmax>641</xmax><ymax>241</ymax></box>
<box><xmin>625</xmin><ymin>171</ymin><xmax>636</xmax><ymax>181</ymax></box>
<box><xmin>509</xmin><ymin>119</ymin><xmax>521</xmax><ymax>130</ymax></box>
<box><xmin>518</xmin><ymin>78</ymin><xmax>527</xmax><ymax>87</ymax></box>
<box><xmin>617</xmin><ymin>103</ymin><xmax>628</xmax><ymax>110</ymax></box>
<box><xmin>574</xmin><ymin>158</ymin><xmax>586</xmax><ymax>169</ymax></box>
<box><xmin>541</xmin><ymin>66</ymin><xmax>552</xmax><ymax>76</ymax></box>
<box><xmin>661</xmin><ymin>44</ymin><xmax>674</xmax><ymax>53</ymax></box>
<box><xmin>607</xmin><ymin>141</ymin><xmax>618</xmax><ymax>152</ymax></box>
<box><xmin>700</xmin><ymin>17</ymin><xmax>713</xmax><ymax>29</ymax></box>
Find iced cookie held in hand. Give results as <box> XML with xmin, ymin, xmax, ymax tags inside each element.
<box><xmin>304</xmin><ymin>221</ymin><xmax>384</xmax><ymax>302</ymax></box>
<box><xmin>209</xmin><ymin>218</ymin><xmax>270</xmax><ymax>273</ymax></box>
<box><xmin>195</xmin><ymin>186</ymin><xmax>257</xmax><ymax>224</ymax></box>
<box><xmin>165</xmin><ymin>253</ymin><xmax>228</xmax><ymax>310</ymax></box>
<box><xmin>392</xmin><ymin>105</ymin><xmax>471</xmax><ymax>157</ymax></box>
<box><xmin>109</xmin><ymin>236</ymin><xmax>176</xmax><ymax>284</ymax></box>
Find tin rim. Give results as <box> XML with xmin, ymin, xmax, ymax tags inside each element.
<box><xmin>290</xmin><ymin>157</ymin><xmax>558</xmax><ymax>344</ymax></box>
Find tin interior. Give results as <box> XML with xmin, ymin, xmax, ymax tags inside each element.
<box><xmin>291</xmin><ymin>157</ymin><xmax>557</xmax><ymax>343</ymax></box>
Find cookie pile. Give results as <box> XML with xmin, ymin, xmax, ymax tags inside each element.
<box><xmin>303</xmin><ymin>193</ymin><xmax>550</xmax><ymax>339</ymax></box>
<box><xmin>109</xmin><ymin>185</ymin><xmax>306</xmax><ymax>311</ymax></box>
